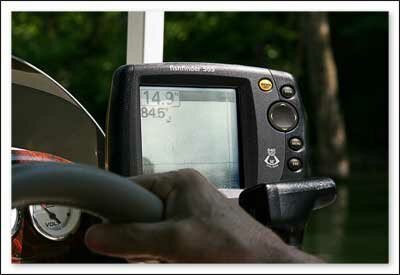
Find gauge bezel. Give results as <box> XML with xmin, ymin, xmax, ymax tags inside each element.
<box><xmin>11</xmin><ymin>208</ymin><xmax>23</xmax><ymax>237</ymax></box>
<box><xmin>28</xmin><ymin>205</ymin><xmax>81</xmax><ymax>241</ymax></box>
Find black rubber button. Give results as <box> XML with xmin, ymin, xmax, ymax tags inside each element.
<box><xmin>289</xmin><ymin>137</ymin><xmax>303</xmax><ymax>151</ymax></box>
<box><xmin>288</xmin><ymin>158</ymin><xmax>302</xmax><ymax>171</ymax></box>
<box><xmin>280</xmin><ymin>85</ymin><xmax>296</xmax><ymax>98</ymax></box>
<box><xmin>268</xmin><ymin>102</ymin><xmax>298</xmax><ymax>132</ymax></box>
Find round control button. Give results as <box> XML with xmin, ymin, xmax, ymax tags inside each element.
<box><xmin>289</xmin><ymin>137</ymin><xmax>303</xmax><ymax>151</ymax></box>
<box><xmin>268</xmin><ymin>102</ymin><xmax>298</xmax><ymax>132</ymax></box>
<box><xmin>288</xmin><ymin>158</ymin><xmax>302</xmax><ymax>171</ymax></box>
<box><xmin>280</xmin><ymin>85</ymin><xmax>296</xmax><ymax>98</ymax></box>
<box><xmin>258</xmin><ymin>78</ymin><xmax>273</xmax><ymax>92</ymax></box>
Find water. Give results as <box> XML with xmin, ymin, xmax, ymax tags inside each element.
<box><xmin>302</xmin><ymin>170</ymin><xmax>389</xmax><ymax>263</ymax></box>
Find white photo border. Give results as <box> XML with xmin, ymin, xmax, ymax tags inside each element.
<box><xmin>1</xmin><ymin>1</ymin><xmax>398</xmax><ymax>274</ymax></box>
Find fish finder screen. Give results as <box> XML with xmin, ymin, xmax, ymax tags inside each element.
<box><xmin>140</xmin><ymin>86</ymin><xmax>240</xmax><ymax>189</ymax></box>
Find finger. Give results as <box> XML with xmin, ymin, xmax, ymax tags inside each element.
<box><xmin>84</xmin><ymin>222</ymin><xmax>176</xmax><ymax>259</ymax></box>
<box><xmin>129</xmin><ymin>168</ymin><xmax>212</xmax><ymax>199</ymax></box>
<box><xmin>128</xmin><ymin>171</ymin><xmax>180</xmax><ymax>200</ymax></box>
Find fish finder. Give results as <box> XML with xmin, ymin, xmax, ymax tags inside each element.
<box><xmin>106</xmin><ymin>63</ymin><xmax>307</xmax><ymax>187</ymax></box>
<box><xmin>106</xmin><ymin>63</ymin><xmax>336</xmax><ymax>247</ymax></box>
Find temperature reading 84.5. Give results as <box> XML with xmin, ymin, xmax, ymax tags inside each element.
<box><xmin>141</xmin><ymin>107</ymin><xmax>167</xmax><ymax>118</ymax></box>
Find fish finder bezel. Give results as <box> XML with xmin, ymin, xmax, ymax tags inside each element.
<box><xmin>106</xmin><ymin>63</ymin><xmax>307</xmax><ymax>189</ymax></box>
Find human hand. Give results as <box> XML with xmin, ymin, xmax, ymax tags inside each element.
<box><xmin>84</xmin><ymin>169</ymin><xmax>322</xmax><ymax>263</ymax></box>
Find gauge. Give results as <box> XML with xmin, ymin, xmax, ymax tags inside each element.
<box><xmin>11</xmin><ymin>208</ymin><xmax>23</xmax><ymax>237</ymax></box>
<box><xmin>29</xmin><ymin>204</ymin><xmax>81</xmax><ymax>241</ymax></box>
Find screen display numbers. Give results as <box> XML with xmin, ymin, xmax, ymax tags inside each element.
<box><xmin>140</xmin><ymin>86</ymin><xmax>240</xmax><ymax>189</ymax></box>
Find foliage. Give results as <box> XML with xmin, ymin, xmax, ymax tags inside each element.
<box><xmin>164</xmin><ymin>12</ymin><xmax>299</xmax><ymax>71</ymax></box>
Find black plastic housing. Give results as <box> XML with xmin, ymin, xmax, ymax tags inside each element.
<box><xmin>238</xmin><ymin>177</ymin><xmax>336</xmax><ymax>246</ymax></box>
<box><xmin>239</xmin><ymin>177</ymin><xmax>336</xmax><ymax>225</ymax></box>
<box><xmin>107</xmin><ymin>63</ymin><xmax>308</xmax><ymax>188</ymax></box>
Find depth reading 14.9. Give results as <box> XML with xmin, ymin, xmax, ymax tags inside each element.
<box><xmin>142</xmin><ymin>90</ymin><xmax>180</xmax><ymax>107</ymax></box>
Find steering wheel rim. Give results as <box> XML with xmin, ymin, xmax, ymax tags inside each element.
<box><xmin>12</xmin><ymin>162</ymin><xmax>163</xmax><ymax>223</ymax></box>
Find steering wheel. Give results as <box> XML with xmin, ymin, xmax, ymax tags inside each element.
<box><xmin>12</xmin><ymin>162</ymin><xmax>163</xmax><ymax>223</ymax></box>
<box><xmin>11</xmin><ymin>149</ymin><xmax>163</xmax><ymax>263</ymax></box>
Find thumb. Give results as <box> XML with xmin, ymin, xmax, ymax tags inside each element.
<box><xmin>84</xmin><ymin>222</ymin><xmax>176</xmax><ymax>259</ymax></box>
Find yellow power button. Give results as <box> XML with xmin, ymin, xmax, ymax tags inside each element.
<box><xmin>258</xmin><ymin>78</ymin><xmax>273</xmax><ymax>92</ymax></box>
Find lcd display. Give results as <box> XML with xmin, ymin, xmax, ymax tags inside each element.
<box><xmin>140</xmin><ymin>86</ymin><xmax>240</xmax><ymax>188</ymax></box>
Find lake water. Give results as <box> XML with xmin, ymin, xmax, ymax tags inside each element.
<box><xmin>302</xmin><ymin>169</ymin><xmax>389</xmax><ymax>263</ymax></box>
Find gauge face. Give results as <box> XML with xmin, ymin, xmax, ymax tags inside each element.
<box><xmin>11</xmin><ymin>208</ymin><xmax>22</xmax><ymax>237</ymax></box>
<box><xmin>29</xmin><ymin>204</ymin><xmax>81</xmax><ymax>241</ymax></box>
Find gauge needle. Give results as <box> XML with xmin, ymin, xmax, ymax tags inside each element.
<box><xmin>40</xmin><ymin>204</ymin><xmax>61</xmax><ymax>224</ymax></box>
